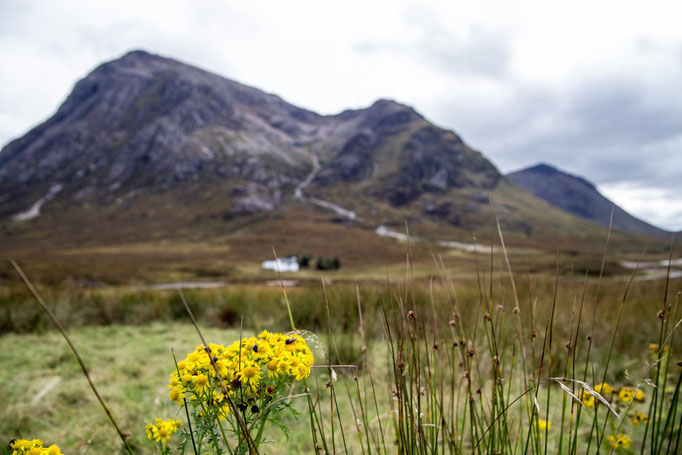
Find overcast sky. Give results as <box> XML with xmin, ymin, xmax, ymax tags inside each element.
<box><xmin>1</xmin><ymin>0</ymin><xmax>681</xmax><ymax>230</ymax></box>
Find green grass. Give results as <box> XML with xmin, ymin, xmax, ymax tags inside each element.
<box><xmin>2</xmin><ymin>223</ymin><xmax>682</xmax><ymax>454</ymax></box>
<box><xmin>0</xmin><ymin>323</ymin><xmax>386</xmax><ymax>454</ymax></box>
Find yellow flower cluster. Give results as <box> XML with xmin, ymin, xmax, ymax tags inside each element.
<box><xmin>579</xmin><ymin>390</ymin><xmax>596</xmax><ymax>408</ymax></box>
<box><xmin>607</xmin><ymin>434</ymin><xmax>632</xmax><ymax>449</ymax></box>
<box><xmin>168</xmin><ymin>331</ymin><xmax>314</xmax><ymax>404</ymax></box>
<box><xmin>579</xmin><ymin>382</ymin><xmax>646</xmax><ymax>408</ymax></box>
<box><xmin>8</xmin><ymin>439</ymin><xmax>63</xmax><ymax>455</ymax></box>
<box><xmin>579</xmin><ymin>383</ymin><xmax>613</xmax><ymax>408</ymax></box>
<box><xmin>630</xmin><ymin>411</ymin><xmax>648</xmax><ymax>426</ymax></box>
<box><xmin>145</xmin><ymin>418</ymin><xmax>182</xmax><ymax>445</ymax></box>
<box><xmin>618</xmin><ymin>386</ymin><xmax>645</xmax><ymax>404</ymax></box>
<box><xmin>594</xmin><ymin>382</ymin><xmax>614</xmax><ymax>395</ymax></box>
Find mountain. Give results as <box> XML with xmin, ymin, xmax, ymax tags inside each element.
<box><xmin>507</xmin><ymin>163</ymin><xmax>669</xmax><ymax>237</ymax></box>
<box><xmin>0</xmin><ymin>49</ymin><xmax>667</xmax><ymax>278</ymax></box>
<box><xmin>0</xmin><ymin>50</ymin><xmax>502</xmax><ymax>221</ymax></box>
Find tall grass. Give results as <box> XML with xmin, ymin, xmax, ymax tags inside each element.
<box><xmin>5</xmin><ymin>230</ymin><xmax>682</xmax><ymax>454</ymax></box>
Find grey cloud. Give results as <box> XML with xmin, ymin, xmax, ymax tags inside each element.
<box><xmin>416</xmin><ymin>26</ymin><xmax>510</xmax><ymax>77</ymax></box>
<box><xmin>354</xmin><ymin>24</ymin><xmax>510</xmax><ymax>78</ymax></box>
<box><xmin>436</xmin><ymin>73</ymin><xmax>682</xmax><ymax>193</ymax></box>
<box><xmin>564</xmin><ymin>78</ymin><xmax>682</xmax><ymax>148</ymax></box>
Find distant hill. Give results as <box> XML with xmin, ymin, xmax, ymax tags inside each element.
<box><xmin>507</xmin><ymin>163</ymin><xmax>669</xmax><ymax>237</ymax></box>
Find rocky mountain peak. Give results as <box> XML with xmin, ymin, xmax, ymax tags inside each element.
<box><xmin>519</xmin><ymin>163</ymin><xmax>596</xmax><ymax>190</ymax></box>
<box><xmin>1</xmin><ymin>50</ymin><xmax>503</xmax><ymax>225</ymax></box>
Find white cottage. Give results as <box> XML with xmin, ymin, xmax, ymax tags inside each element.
<box><xmin>261</xmin><ymin>256</ymin><xmax>300</xmax><ymax>272</ymax></box>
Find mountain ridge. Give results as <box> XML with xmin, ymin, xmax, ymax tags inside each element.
<box><xmin>507</xmin><ymin>163</ymin><xmax>670</xmax><ymax>237</ymax></box>
<box><xmin>0</xmin><ymin>49</ymin><xmax>501</xmax><ymax>221</ymax></box>
<box><xmin>0</xmin><ymin>49</ymin><xmax>668</xmax><ymax>257</ymax></box>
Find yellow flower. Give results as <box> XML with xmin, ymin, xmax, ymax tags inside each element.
<box><xmin>619</xmin><ymin>387</ymin><xmax>644</xmax><ymax>403</ymax></box>
<box><xmin>147</xmin><ymin>418</ymin><xmax>181</xmax><ymax>445</ymax></box>
<box><xmin>534</xmin><ymin>419</ymin><xmax>551</xmax><ymax>431</ymax></box>
<box><xmin>168</xmin><ymin>372</ymin><xmax>181</xmax><ymax>388</ymax></box>
<box><xmin>145</xmin><ymin>423</ymin><xmax>156</xmax><ymax>439</ymax></box>
<box><xmin>153</xmin><ymin>425</ymin><xmax>171</xmax><ymax>444</ymax></box>
<box><xmin>169</xmin><ymin>419</ymin><xmax>182</xmax><ymax>432</ymax></box>
<box><xmin>594</xmin><ymin>383</ymin><xmax>614</xmax><ymax>395</ymax></box>
<box><xmin>267</xmin><ymin>359</ymin><xmax>279</xmax><ymax>378</ymax></box>
<box><xmin>634</xmin><ymin>389</ymin><xmax>645</xmax><ymax>402</ymax></box>
<box><xmin>169</xmin><ymin>386</ymin><xmax>186</xmax><ymax>405</ymax></box>
<box><xmin>193</xmin><ymin>373</ymin><xmax>210</xmax><ymax>394</ymax></box>
<box><xmin>188</xmin><ymin>351</ymin><xmax>200</xmax><ymax>363</ymax></box>
<box><xmin>9</xmin><ymin>439</ymin><xmax>34</xmax><ymax>454</ymax></box>
<box><xmin>8</xmin><ymin>439</ymin><xmax>63</xmax><ymax>455</ymax></box>
<box><xmin>239</xmin><ymin>364</ymin><xmax>262</xmax><ymax>389</ymax></box>
<box><xmin>630</xmin><ymin>411</ymin><xmax>648</xmax><ymax>426</ymax></box>
<box><xmin>580</xmin><ymin>391</ymin><xmax>595</xmax><ymax>408</ymax></box>
<box><xmin>300</xmin><ymin>352</ymin><xmax>315</xmax><ymax>367</ymax></box>
<box><xmin>287</xmin><ymin>354</ymin><xmax>302</xmax><ymax>371</ymax></box>
<box><xmin>607</xmin><ymin>434</ymin><xmax>631</xmax><ymax>449</ymax></box>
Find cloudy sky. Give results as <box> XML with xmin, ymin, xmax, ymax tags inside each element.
<box><xmin>1</xmin><ymin>0</ymin><xmax>681</xmax><ymax>230</ymax></box>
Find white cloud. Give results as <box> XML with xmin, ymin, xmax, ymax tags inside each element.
<box><xmin>600</xmin><ymin>182</ymin><xmax>682</xmax><ymax>231</ymax></box>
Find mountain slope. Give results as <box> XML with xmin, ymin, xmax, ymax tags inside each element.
<box><xmin>0</xmin><ymin>50</ymin><xmax>322</xmax><ymax>218</ymax></box>
<box><xmin>0</xmin><ymin>50</ymin><xmax>501</xmax><ymax>223</ymax></box>
<box><xmin>0</xmin><ymin>49</ymin><xmax>668</xmax><ymax>269</ymax></box>
<box><xmin>507</xmin><ymin>163</ymin><xmax>669</xmax><ymax>237</ymax></box>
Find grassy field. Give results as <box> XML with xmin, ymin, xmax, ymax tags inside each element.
<box><xmin>3</xmin><ymin>260</ymin><xmax>682</xmax><ymax>454</ymax></box>
<box><xmin>2</xmin><ymin>216</ymin><xmax>682</xmax><ymax>454</ymax></box>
